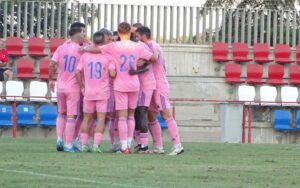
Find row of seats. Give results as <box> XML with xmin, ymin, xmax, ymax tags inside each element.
<box><xmin>213</xmin><ymin>42</ymin><xmax>296</xmax><ymax>64</ymax></box>
<box><xmin>238</xmin><ymin>85</ymin><xmax>298</xmax><ymax>104</ymax></box>
<box><xmin>14</xmin><ymin>57</ymin><xmax>56</xmax><ymax>80</ymax></box>
<box><xmin>1</xmin><ymin>80</ymin><xmax>57</xmax><ymax>102</ymax></box>
<box><xmin>225</xmin><ymin>63</ymin><xmax>300</xmax><ymax>85</ymax></box>
<box><xmin>5</xmin><ymin>37</ymin><xmax>65</xmax><ymax>57</ymax></box>
<box><xmin>0</xmin><ymin>104</ymin><xmax>57</xmax><ymax>127</ymax></box>
<box><xmin>274</xmin><ymin>110</ymin><xmax>300</xmax><ymax>131</ymax></box>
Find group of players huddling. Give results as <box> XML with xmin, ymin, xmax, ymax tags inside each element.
<box><xmin>49</xmin><ymin>21</ymin><xmax>184</xmax><ymax>156</ymax></box>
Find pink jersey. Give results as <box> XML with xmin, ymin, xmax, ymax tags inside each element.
<box><xmin>77</xmin><ymin>52</ymin><xmax>115</xmax><ymax>101</ymax></box>
<box><xmin>100</xmin><ymin>40</ymin><xmax>153</xmax><ymax>92</ymax></box>
<box><xmin>137</xmin><ymin>42</ymin><xmax>156</xmax><ymax>90</ymax></box>
<box><xmin>146</xmin><ymin>41</ymin><xmax>169</xmax><ymax>92</ymax></box>
<box><xmin>52</xmin><ymin>40</ymin><xmax>82</xmax><ymax>93</ymax></box>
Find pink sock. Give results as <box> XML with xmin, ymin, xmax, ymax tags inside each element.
<box><xmin>88</xmin><ymin>120</ymin><xmax>96</xmax><ymax>139</ymax></box>
<box><xmin>56</xmin><ymin>114</ymin><xmax>66</xmax><ymax>140</ymax></box>
<box><xmin>74</xmin><ymin>118</ymin><xmax>82</xmax><ymax>139</ymax></box>
<box><xmin>140</xmin><ymin>133</ymin><xmax>148</xmax><ymax>146</ymax></box>
<box><xmin>65</xmin><ymin>118</ymin><xmax>76</xmax><ymax>146</ymax></box>
<box><xmin>80</xmin><ymin>133</ymin><xmax>89</xmax><ymax>145</ymax></box>
<box><xmin>118</xmin><ymin>117</ymin><xmax>128</xmax><ymax>147</ymax></box>
<box><xmin>148</xmin><ymin>120</ymin><xmax>163</xmax><ymax>148</ymax></box>
<box><xmin>134</xmin><ymin>130</ymin><xmax>141</xmax><ymax>144</ymax></box>
<box><xmin>127</xmin><ymin>116</ymin><xmax>135</xmax><ymax>141</ymax></box>
<box><xmin>106</xmin><ymin>117</ymin><xmax>114</xmax><ymax>144</ymax></box>
<box><xmin>94</xmin><ymin>132</ymin><xmax>103</xmax><ymax>146</ymax></box>
<box><xmin>166</xmin><ymin>117</ymin><xmax>181</xmax><ymax>145</ymax></box>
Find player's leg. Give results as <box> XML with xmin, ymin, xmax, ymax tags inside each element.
<box><xmin>73</xmin><ymin>95</ymin><xmax>83</xmax><ymax>149</ymax></box>
<box><xmin>114</xmin><ymin>91</ymin><xmax>129</xmax><ymax>154</ymax></box>
<box><xmin>136</xmin><ymin>90</ymin><xmax>153</xmax><ymax>153</ymax></box>
<box><xmin>4</xmin><ymin>69</ymin><xmax>13</xmax><ymax>80</ymax></box>
<box><xmin>56</xmin><ymin>92</ymin><xmax>67</xmax><ymax>151</ymax></box>
<box><xmin>156</xmin><ymin>92</ymin><xmax>184</xmax><ymax>155</ymax></box>
<box><xmin>127</xmin><ymin>91</ymin><xmax>139</xmax><ymax>151</ymax></box>
<box><xmin>106</xmin><ymin>96</ymin><xmax>115</xmax><ymax>148</ymax></box>
<box><xmin>133</xmin><ymin>107</ymin><xmax>141</xmax><ymax>151</ymax></box>
<box><xmin>92</xmin><ymin>100</ymin><xmax>107</xmax><ymax>153</ymax></box>
<box><xmin>80</xmin><ymin>99</ymin><xmax>95</xmax><ymax>152</ymax></box>
<box><xmin>148</xmin><ymin>109</ymin><xmax>164</xmax><ymax>154</ymax></box>
<box><xmin>64</xmin><ymin>92</ymin><xmax>81</xmax><ymax>152</ymax></box>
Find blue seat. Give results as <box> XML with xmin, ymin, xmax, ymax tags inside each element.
<box><xmin>274</xmin><ymin>110</ymin><xmax>294</xmax><ymax>131</ymax></box>
<box><xmin>0</xmin><ymin>104</ymin><xmax>13</xmax><ymax>127</ymax></box>
<box><xmin>296</xmin><ymin>111</ymin><xmax>300</xmax><ymax>130</ymax></box>
<box><xmin>40</xmin><ymin>105</ymin><xmax>57</xmax><ymax>127</ymax></box>
<box><xmin>157</xmin><ymin>113</ymin><xmax>167</xmax><ymax>129</ymax></box>
<box><xmin>17</xmin><ymin>104</ymin><xmax>37</xmax><ymax>127</ymax></box>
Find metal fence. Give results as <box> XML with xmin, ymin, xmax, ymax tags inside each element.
<box><xmin>1</xmin><ymin>0</ymin><xmax>300</xmax><ymax>46</ymax></box>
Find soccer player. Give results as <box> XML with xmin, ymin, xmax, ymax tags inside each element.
<box><xmin>50</xmin><ymin>25</ymin><xmax>86</xmax><ymax>152</ymax></box>
<box><xmin>135</xmin><ymin>26</ymin><xmax>184</xmax><ymax>155</ymax></box>
<box><xmin>76</xmin><ymin>31</ymin><xmax>116</xmax><ymax>153</ymax></box>
<box><xmin>83</xmin><ymin>22</ymin><xmax>158</xmax><ymax>154</ymax></box>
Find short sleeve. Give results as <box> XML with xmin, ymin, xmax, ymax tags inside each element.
<box><xmin>138</xmin><ymin>44</ymin><xmax>153</xmax><ymax>61</ymax></box>
<box><xmin>51</xmin><ymin>46</ymin><xmax>60</xmax><ymax>63</ymax></box>
<box><xmin>100</xmin><ymin>43</ymin><xmax>115</xmax><ymax>55</ymax></box>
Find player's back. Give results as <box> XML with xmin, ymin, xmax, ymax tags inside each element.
<box><xmin>80</xmin><ymin>52</ymin><xmax>113</xmax><ymax>100</ymax></box>
<box><xmin>53</xmin><ymin>40</ymin><xmax>81</xmax><ymax>93</ymax></box>
<box><xmin>101</xmin><ymin>40</ymin><xmax>153</xmax><ymax>92</ymax></box>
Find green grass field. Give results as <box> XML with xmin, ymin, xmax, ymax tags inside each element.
<box><xmin>0</xmin><ymin>138</ymin><xmax>300</xmax><ymax>188</ymax></box>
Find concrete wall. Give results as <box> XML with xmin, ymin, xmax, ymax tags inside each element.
<box><xmin>1</xmin><ymin>42</ymin><xmax>300</xmax><ymax>144</ymax></box>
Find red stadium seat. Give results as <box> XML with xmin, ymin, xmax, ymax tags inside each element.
<box><xmin>28</xmin><ymin>37</ymin><xmax>47</xmax><ymax>57</ymax></box>
<box><xmin>253</xmin><ymin>43</ymin><xmax>272</xmax><ymax>63</ymax></box>
<box><xmin>246</xmin><ymin>64</ymin><xmax>264</xmax><ymax>84</ymax></box>
<box><xmin>39</xmin><ymin>58</ymin><xmax>57</xmax><ymax>80</ymax></box>
<box><xmin>212</xmin><ymin>42</ymin><xmax>231</xmax><ymax>62</ymax></box>
<box><xmin>295</xmin><ymin>44</ymin><xmax>300</xmax><ymax>64</ymax></box>
<box><xmin>274</xmin><ymin>44</ymin><xmax>293</xmax><ymax>64</ymax></box>
<box><xmin>224</xmin><ymin>63</ymin><xmax>244</xmax><ymax>84</ymax></box>
<box><xmin>50</xmin><ymin>38</ymin><xmax>65</xmax><ymax>55</ymax></box>
<box><xmin>16</xmin><ymin>57</ymin><xmax>36</xmax><ymax>79</ymax></box>
<box><xmin>232</xmin><ymin>42</ymin><xmax>252</xmax><ymax>63</ymax></box>
<box><xmin>5</xmin><ymin>37</ymin><xmax>25</xmax><ymax>57</ymax></box>
<box><xmin>268</xmin><ymin>64</ymin><xmax>285</xmax><ymax>85</ymax></box>
<box><xmin>289</xmin><ymin>65</ymin><xmax>300</xmax><ymax>85</ymax></box>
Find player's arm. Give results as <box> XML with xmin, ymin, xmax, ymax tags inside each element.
<box><xmin>80</xmin><ymin>45</ymin><xmax>102</xmax><ymax>54</ymax></box>
<box><xmin>129</xmin><ymin>63</ymin><xmax>149</xmax><ymax>75</ymax></box>
<box><xmin>108</xmin><ymin>60</ymin><xmax>117</xmax><ymax>78</ymax></box>
<box><xmin>0</xmin><ymin>62</ymin><xmax>7</xmax><ymax>67</ymax></box>
<box><xmin>75</xmin><ymin>70</ymin><xmax>84</xmax><ymax>94</ymax></box>
<box><xmin>49</xmin><ymin>61</ymin><xmax>57</xmax><ymax>92</ymax></box>
<box><xmin>148</xmin><ymin>51</ymin><xmax>159</xmax><ymax>63</ymax></box>
<box><xmin>109</xmin><ymin>69</ymin><xmax>116</xmax><ymax>78</ymax></box>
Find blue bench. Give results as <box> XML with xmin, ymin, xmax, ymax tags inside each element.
<box><xmin>274</xmin><ymin>110</ymin><xmax>294</xmax><ymax>131</ymax></box>
<box><xmin>17</xmin><ymin>104</ymin><xmax>37</xmax><ymax>127</ymax></box>
<box><xmin>0</xmin><ymin>104</ymin><xmax>12</xmax><ymax>127</ymax></box>
<box><xmin>40</xmin><ymin>105</ymin><xmax>57</xmax><ymax>127</ymax></box>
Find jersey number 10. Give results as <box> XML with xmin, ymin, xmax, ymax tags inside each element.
<box><xmin>63</xmin><ymin>55</ymin><xmax>76</xmax><ymax>73</ymax></box>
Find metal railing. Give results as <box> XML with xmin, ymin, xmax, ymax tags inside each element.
<box><xmin>1</xmin><ymin>1</ymin><xmax>300</xmax><ymax>46</ymax></box>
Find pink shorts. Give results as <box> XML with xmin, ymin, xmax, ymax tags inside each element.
<box><xmin>106</xmin><ymin>95</ymin><xmax>115</xmax><ymax>113</ymax></box>
<box><xmin>149</xmin><ymin>90</ymin><xmax>171</xmax><ymax>112</ymax></box>
<box><xmin>83</xmin><ymin>99</ymin><xmax>108</xmax><ymax>113</ymax></box>
<box><xmin>57</xmin><ymin>92</ymin><xmax>81</xmax><ymax>116</ymax></box>
<box><xmin>138</xmin><ymin>90</ymin><xmax>154</xmax><ymax>107</ymax></box>
<box><xmin>114</xmin><ymin>91</ymin><xmax>139</xmax><ymax>110</ymax></box>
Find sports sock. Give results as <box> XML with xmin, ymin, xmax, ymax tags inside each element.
<box><xmin>88</xmin><ymin>119</ymin><xmax>96</xmax><ymax>138</ymax></box>
<box><xmin>139</xmin><ymin>132</ymin><xmax>148</xmax><ymax>147</ymax></box>
<box><xmin>148</xmin><ymin>120</ymin><xmax>163</xmax><ymax>148</ymax></box>
<box><xmin>80</xmin><ymin>132</ymin><xmax>89</xmax><ymax>145</ymax></box>
<box><xmin>134</xmin><ymin>130</ymin><xmax>141</xmax><ymax>144</ymax></box>
<box><xmin>106</xmin><ymin>117</ymin><xmax>115</xmax><ymax>144</ymax></box>
<box><xmin>118</xmin><ymin>117</ymin><xmax>128</xmax><ymax>150</ymax></box>
<box><xmin>127</xmin><ymin>116</ymin><xmax>135</xmax><ymax>148</ymax></box>
<box><xmin>56</xmin><ymin>114</ymin><xmax>66</xmax><ymax>142</ymax></box>
<box><xmin>74</xmin><ymin>117</ymin><xmax>83</xmax><ymax>139</ymax></box>
<box><xmin>65</xmin><ymin>118</ymin><xmax>76</xmax><ymax>146</ymax></box>
<box><xmin>94</xmin><ymin>132</ymin><xmax>103</xmax><ymax>146</ymax></box>
<box><xmin>165</xmin><ymin>117</ymin><xmax>181</xmax><ymax>145</ymax></box>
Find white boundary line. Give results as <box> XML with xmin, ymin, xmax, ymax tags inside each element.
<box><xmin>0</xmin><ymin>168</ymin><xmax>149</xmax><ymax>188</ymax></box>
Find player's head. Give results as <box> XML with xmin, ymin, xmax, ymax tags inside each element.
<box><xmin>112</xmin><ymin>31</ymin><xmax>119</xmax><ymax>42</ymax></box>
<box><xmin>118</xmin><ymin>22</ymin><xmax>131</xmax><ymax>39</ymax></box>
<box><xmin>131</xmin><ymin>23</ymin><xmax>143</xmax><ymax>42</ymax></box>
<box><xmin>70</xmin><ymin>22</ymin><xmax>86</xmax><ymax>40</ymax></box>
<box><xmin>93</xmin><ymin>31</ymin><xmax>105</xmax><ymax>46</ymax></box>
<box><xmin>99</xmin><ymin>28</ymin><xmax>113</xmax><ymax>44</ymax></box>
<box><xmin>69</xmin><ymin>27</ymin><xmax>85</xmax><ymax>43</ymax></box>
<box><xmin>135</xmin><ymin>26</ymin><xmax>151</xmax><ymax>42</ymax></box>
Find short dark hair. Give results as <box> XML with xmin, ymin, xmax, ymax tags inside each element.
<box><xmin>93</xmin><ymin>31</ymin><xmax>105</xmax><ymax>45</ymax></box>
<box><xmin>136</xmin><ymin>26</ymin><xmax>151</xmax><ymax>39</ymax></box>
<box><xmin>113</xmin><ymin>31</ymin><xmax>118</xmax><ymax>36</ymax></box>
<box><xmin>132</xmin><ymin>23</ymin><xmax>143</xmax><ymax>28</ymax></box>
<box><xmin>70</xmin><ymin>22</ymin><xmax>86</xmax><ymax>29</ymax></box>
<box><xmin>68</xmin><ymin>27</ymin><xmax>82</xmax><ymax>37</ymax></box>
<box><xmin>118</xmin><ymin>22</ymin><xmax>131</xmax><ymax>34</ymax></box>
